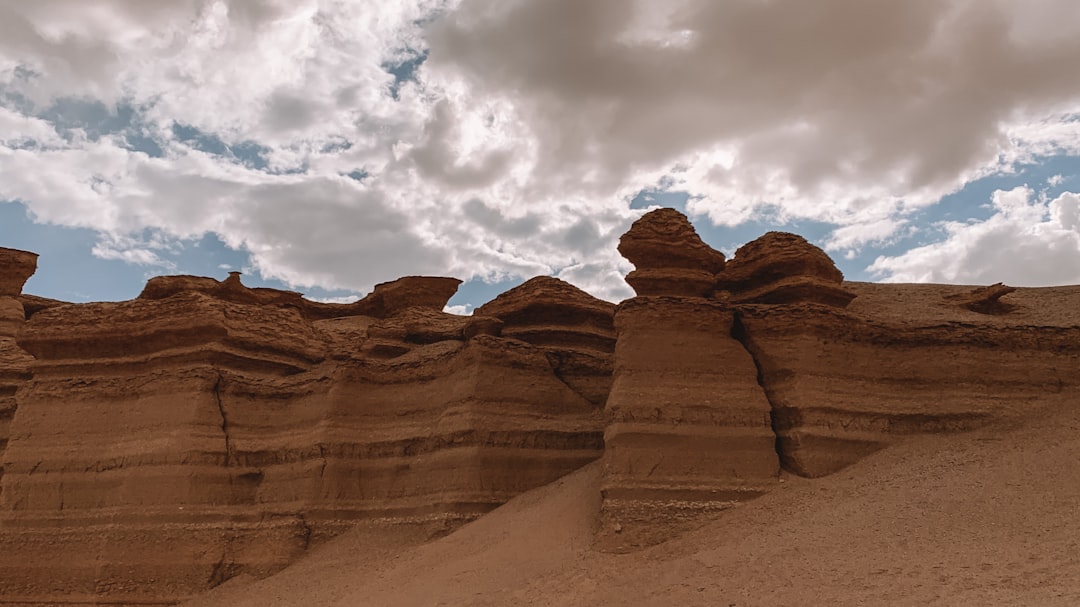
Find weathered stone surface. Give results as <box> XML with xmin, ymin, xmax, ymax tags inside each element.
<box><xmin>944</xmin><ymin>282</ymin><xmax>1017</xmax><ymax>314</ymax></box>
<box><xmin>0</xmin><ymin>248</ymin><xmax>35</xmax><ymax>507</ymax></box>
<box><xmin>299</xmin><ymin>276</ymin><xmax>463</xmax><ymax>320</ymax></box>
<box><xmin>141</xmin><ymin>273</ymin><xmax>463</xmax><ymax>322</ymax></box>
<box><xmin>0</xmin><ymin>337</ymin><xmax>33</xmax><ymax>500</ymax></box>
<box><xmin>366</xmin><ymin>276</ymin><xmax>463</xmax><ymax>316</ymax></box>
<box><xmin>16</xmin><ymin>293</ymin><xmax>67</xmax><ymax>318</ymax></box>
<box><xmin>475</xmin><ymin>276</ymin><xmax>616</xmax><ymax>406</ymax></box>
<box><xmin>0</xmin><ymin>275</ymin><xmax>602</xmax><ymax>605</ymax></box>
<box><xmin>618</xmin><ymin>209</ymin><xmax>726</xmax><ymax>297</ymax></box>
<box><xmin>735</xmin><ymin>283</ymin><xmax>1080</xmax><ymax>478</ymax></box>
<box><xmin>598</xmin><ymin>297</ymin><xmax>778</xmax><ymax>551</ymax></box>
<box><xmin>0</xmin><ymin>296</ymin><xmax>24</xmax><ymax>339</ymax></box>
<box><xmin>717</xmin><ymin>231</ymin><xmax>855</xmax><ymax>307</ymax></box>
<box><xmin>0</xmin><ymin>247</ymin><xmax>37</xmax><ymax>297</ymax></box>
<box><xmin>5</xmin><ymin>211</ymin><xmax>1080</xmax><ymax>602</ymax></box>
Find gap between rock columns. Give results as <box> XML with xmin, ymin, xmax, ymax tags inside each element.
<box><xmin>730</xmin><ymin>308</ymin><xmax>791</xmax><ymax>473</ymax></box>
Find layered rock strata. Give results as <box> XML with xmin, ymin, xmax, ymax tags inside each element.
<box><xmin>4</xmin><ymin>207</ymin><xmax>1080</xmax><ymax>599</ymax></box>
<box><xmin>736</xmin><ymin>283</ymin><xmax>1080</xmax><ymax>477</ymax></box>
<box><xmin>617</xmin><ymin>207</ymin><xmax>726</xmax><ymax>297</ymax></box>
<box><xmin>474</xmin><ymin>276</ymin><xmax>616</xmax><ymax>407</ymax></box>
<box><xmin>0</xmin><ymin>272</ymin><xmax>603</xmax><ymax>605</ymax></box>
<box><xmin>599</xmin><ymin>210</ymin><xmax>778</xmax><ymax>550</ymax></box>
<box><xmin>599</xmin><ymin>210</ymin><xmax>1080</xmax><ymax>549</ymax></box>
<box><xmin>0</xmin><ymin>248</ymin><xmax>37</xmax><ymax>502</ymax></box>
<box><xmin>139</xmin><ymin>272</ymin><xmax>464</xmax><ymax>321</ymax></box>
<box><xmin>716</xmin><ymin>231</ymin><xmax>856</xmax><ymax>307</ymax></box>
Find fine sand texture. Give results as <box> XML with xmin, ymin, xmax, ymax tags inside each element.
<box><xmin>183</xmin><ymin>396</ymin><xmax>1080</xmax><ymax>607</ymax></box>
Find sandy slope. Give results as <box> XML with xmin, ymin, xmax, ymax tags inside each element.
<box><xmin>184</xmin><ymin>398</ymin><xmax>1080</xmax><ymax>607</ymax></box>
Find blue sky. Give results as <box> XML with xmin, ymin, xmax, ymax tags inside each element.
<box><xmin>3</xmin><ymin>1</ymin><xmax>1080</xmax><ymax>312</ymax></box>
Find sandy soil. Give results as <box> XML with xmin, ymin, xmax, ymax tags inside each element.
<box><xmin>181</xmin><ymin>395</ymin><xmax>1080</xmax><ymax>607</ymax></box>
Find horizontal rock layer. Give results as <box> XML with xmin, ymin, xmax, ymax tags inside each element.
<box><xmin>735</xmin><ymin>282</ymin><xmax>1080</xmax><ymax>478</ymax></box>
<box><xmin>717</xmin><ymin>231</ymin><xmax>855</xmax><ymax>307</ymax></box>
<box><xmin>475</xmin><ymin>276</ymin><xmax>617</xmax><ymax>407</ymax></box>
<box><xmin>6</xmin><ymin>212</ymin><xmax>1080</xmax><ymax>601</ymax></box>
<box><xmin>0</xmin><ymin>284</ymin><xmax>604</xmax><ymax>605</ymax></box>
<box><xmin>598</xmin><ymin>297</ymin><xmax>778</xmax><ymax>551</ymax></box>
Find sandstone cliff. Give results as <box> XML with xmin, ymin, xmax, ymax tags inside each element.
<box><xmin>0</xmin><ymin>271</ymin><xmax>603</xmax><ymax>605</ymax></box>
<box><xmin>598</xmin><ymin>211</ymin><xmax>778</xmax><ymax>551</ymax></box>
<box><xmin>597</xmin><ymin>209</ymin><xmax>1080</xmax><ymax>549</ymax></box>
<box><xmin>0</xmin><ymin>248</ymin><xmax>37</xmax><ymax>504</ymax></box>
<box><xmin>738</xmin><ymin>284</ymin><xmax>1080</xmax><ymax>477</ymax></box>
<box><xmin>474</xmin><ymin>276</ymin><xmax>616</xmax><ymax>407</ymax></box>
<box><xmin>2</xmin><ymin>209</ymin><xmax>1079</xmax><ymax>604</ymax></box>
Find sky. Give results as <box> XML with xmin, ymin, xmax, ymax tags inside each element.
<box><xmin>2</xmin><ymin>0</ymin><xmax>1080</xmax><ymax>313</ymax></box>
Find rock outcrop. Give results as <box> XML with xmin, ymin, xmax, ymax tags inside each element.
<box><xmin>599</xmin><ymin>211</ymin><xmax>778</xmax><ymax>550</ymax></box>
<box><xmin>736</xmin><ymin>283</ymin><xmax>1080</xmax><ymax>477</ymax></box>
<box><xmin>0</xmin><ymin>247</ymin><xmax>37</xmax><ymax>299</ymax></box>
<box><xmin>474</xmin><ymin>276</ymin><xmax>616</xmax><ymax>407</ymax></box>
<box><xmin>944</xmin><ymin>282</ymin><xmax>1017</xmax><ymax>314</ymax></box>
<box><xmin>617</xmin><ymin>208</ymin><xmax>726</xmax><ymax>297</ymax></box>
<box><xmin>3</xmin><ymin>208</ymin><xmax>1080</xmax><ymax>602</ymax></box>
<box><xmin>599</xmin><ymin>296</ymin><xmax>779</xmax><ymax>550</ymax></box>
<box><xmin>0</xmin><ymin>271</ymin><xmax>603</xmax><ymax>605</ymax></box>
<box><xmin>1</xmin><ymin>248</ymin><xmax>37</xmax><ymax>337</ymax></box>
<box><xmin>0</xmin><ymin>248</ymin><xmax>37</xmax><ymax>503</ymax></box>
<box><xmin>716</xmin><ymin>231</ymin><xmax>856</xmax><ymax>307</ymax></box>
<box><xmin>599</xmin><ymin>214</ymin><xmax>1080</xmax><ymax>548</ymax></box>
<box><xmin>139</xmin><ymin>273</ymin><xmax>463</xmax><ymax>321</ymax></box>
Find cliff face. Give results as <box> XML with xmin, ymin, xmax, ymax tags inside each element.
<box><xmin>474</xmin><ymin>276</ymin><xmax>616</xmax><ymax>407</ymax></box>
<box><xmin>0</xmin><ymin>248</ymin><xmax>37</xmax><ymax>504</ymax></box>
<box><xmin>738</xmin><ymin>285</ymin><xmax>1080</xmax><ymax>478</ymax></box>
<box><xmin>596</xmin><ymin>209</ymin><xmax>1080</xmax><ymax>550</ymax></box>
<box><xmin>0</xmin><ymin>272</ymin><xmax>603</xmax><ymax>605</ymax></box>
<box><xmin>598</xmin><ymin>212</ymin><xmax>778</xmax><ymax>551</ymax></box>
<box><xmin>2</xmin><ymin>210</ymin><xmax>1079</xmax><ymax>603</ymax></box>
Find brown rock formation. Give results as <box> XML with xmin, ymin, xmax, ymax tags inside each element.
<box><xmin>717</xmin><ymin>231</ymin><xmax>856</xmax><ymax>307</ymax></box>
<box><xmin>475</xmin><ymin>276</ymin><xmax>616</xmax><ymax>406</ymax></box>
<box><xmin>600</xmin><ymin>216</ymin><xmax>778</xmax><ymax>551</ymax></box>
<box><xmin>598</xmin><ymin>296</ymin><xmax>779</xmax><ymax>551</ymax></box>
<box><xmin>299</xmin><ymin>276</ymin><xmax>464</xmax><ymax>320</ymax></box>
<box><xmin>618</xmin><ymin>208</ymin><xmax>726</xmax><ymax>297</ymax></box>
<box><xmin>0</xmin><ymin>271</ymin><xmax>602</xmax><ymax>605</ymax></box>
<box><xmin>734</xmin><ymin>284</ymin><xmax>1080</xmax><ymax>478</ymax></box>
<box><xmin>1</xmin><ymin>248</ymin><xmax>38</xmax><ymax>338</ymax></box>
<box><xmin>140</xmin><ymin>273</ymin><xmax>463</xmax><ymax>322</ymax></box>
<box><xmin>0</xmin><ymin>247</ymin><xmax>37</xmax><ymax>298</ymax></box>
<box><xmin>0</xmin><ymin>247</ymin><xmax>37</xmax><ymax>504</ymax></box>
<box><xmin>4</xmin><ymin>209</ymin><xmax>1080</xmax><ymax>602</ymax></box>
<box><xmin>15</xmin><ymin>293</ymin><xmax>67</xmax><ymax>319</ymax></box>
<box><xmin>944</xmin><ymin>282</ymin><xmax>1017</xmax><ymax>314</ymax></box>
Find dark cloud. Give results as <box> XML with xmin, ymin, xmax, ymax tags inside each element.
<box><xmin>428</xmin><ymin>0</ymin><xmax>1080</xmax><ymax>222</ymax></box>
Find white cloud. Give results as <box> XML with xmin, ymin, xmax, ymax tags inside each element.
<box><xmin>91</xmin><ymin>231</ymin><xmax>179</xmax><ymax>270</ymax></box>
<box><xmin>869</xmin><ymin>187</ymin><xmax>1080</xmax><ymax>285</ymax></box>
<box><xmin>443</xmin><ymin>303</ymin><xmax>472</xmax><ymax>316</ymax></box>
<box><xmin>3</xmin><ymin>0</ymin><xmax>1080</xmax><ymax>302</ymax></box>
<box><xmin>427</xmin><ymin>0</ymin><xmax>1080</xmax><ymax>246</ymax></box>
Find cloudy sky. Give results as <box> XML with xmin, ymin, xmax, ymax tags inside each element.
<box><xmin>2</xmin><ymin>0</ymin><xmax>1080</xmax><ymax>312</ymax></box>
